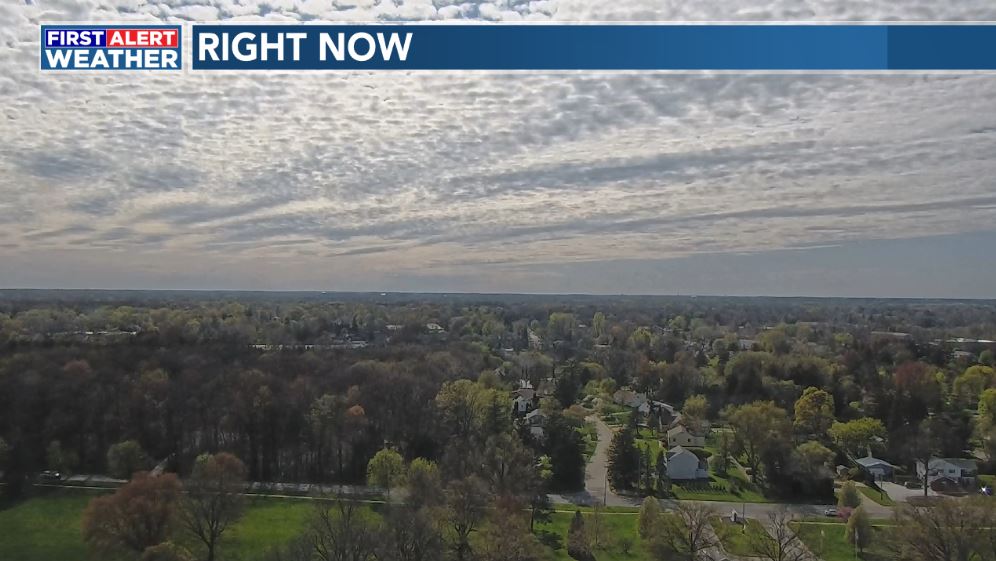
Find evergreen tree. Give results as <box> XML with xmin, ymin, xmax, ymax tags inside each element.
<box><xmin>607</xmin><ymin>424</ymin><xmax>639</xmax><ymax>491</ymax></box>
<box><xmin>638</xmin><ymin>497</ymin><xmax>662</xmax><ymax>539</ymax></box>
<box><xmin>655</xmin><ymin>450</ymin><xmax>670</xmax><ymax>497</ymax></box>
<box><xmin>567</xmin><ymin>510</ymin><xmax>593</xmax><ymax>561</ymax></box>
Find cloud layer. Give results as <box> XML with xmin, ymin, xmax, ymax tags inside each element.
<box><xmin>2</xmin><ymin>1</ymin><xmax>996</xmax><ymax>296</ymax></box>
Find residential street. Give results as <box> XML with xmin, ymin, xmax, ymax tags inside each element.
<box><xmin>550</xmin><ymin>416</ymin><xmax>894</xmax><ymax>521</ymax></box>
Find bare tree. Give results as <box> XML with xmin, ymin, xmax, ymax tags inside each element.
<box><xmin>442</xmin><ymin>475</ymin><xmax>490</xmax><ymax>561</ymax></box>
<box><xmin>748</xmin><ymin>509</ymin><xmax>810</xmax><ymax>561</ymax></box>
<box><xmin>889</xmin><ymin>497</ymin><xmax>996</xmax><ymax>561</ymax></box>
<box><xmin>309</xmin><ymin>498</ymin><xmax>381</xmax><ymax>561</ymax></box>
<box><xmin>648</xmin><ymin>502</ymin><xmax>719</xmax><ymax>561</ymax></box>
<box><xmin>180</xmin><ymin>452</ymin><xmax>247</xmax><ymax>561</ymax></box>
<box><xmin>380</xmin><ymin>505</ymin><xmax>445</xmax><ymax>561</ymax></box>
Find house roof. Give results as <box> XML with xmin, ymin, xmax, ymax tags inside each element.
<box><xmin>936</xmin><ymin>458</ymin><xmax>977</xmax><ymax>470</ymax></box>
<box><xmin>525</xmin><ymin>409</ymin><xmax>546</xmax><ymax>419</ymax></box>
<box><xmin>855</xmin><ymin>456</ymin><xmax>893</xmax><ymax>468</ymax></box>
<box><xmin>667</xmin><ymin>425</ymin><xmax>693</xmax><ymax>437</ymax></box>
<box><xmin>665</xmin><ymin>446</ymin><xmax>691</xmax><ymax>461</ymax></box>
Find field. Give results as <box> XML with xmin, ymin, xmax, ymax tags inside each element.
<box><xmin>0</xmin><ymin>489</ymin><xmax>654</xmax><ymax>561</ymax></box>
<box><xmin>710</xmin><ymin>516</ymin><xmax>769</xmax><ymax>556</ymax></box>
<box><xmin>792</xmin><ymin>521</ymin><xmax>892</xmax><ymax>561</ymax></box>
<box><xmin>0</xmin><ymin>489</ymin><xmax>319</xmax><ymax>561</ymax></box>
<box><xmin>857</xmin><ymin>484</ymin><xmax>896</xmax><ymax>507</ymax></box>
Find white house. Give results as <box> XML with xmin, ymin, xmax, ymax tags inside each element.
<box><xmin>667</xmin><ymin>425</ymin><xmax>706</xmax><ymax>448</ymax></box>
<box><xmin>665</xmin><ymin>446</ymin><xmax>708</xmax><ymax>480</ymax></box>
<box><xmin>916</xmin><ymin>457</ymin><xmax>978</xmax><ymax>488</ymax></box>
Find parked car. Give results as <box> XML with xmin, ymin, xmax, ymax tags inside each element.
<box><xmin>981</xmin><ymin>486</ymin><xmax>993</xmax><ymax>496</ymax></box>
<box><xmin>824</xmin><ymin>507</ymin><xmax>838</xmax><ymax>517</ymax></box>
<box><xmin>37</xmin><ymin>470</ymin><xmax>62</xmax><ymax>481</ymax></box>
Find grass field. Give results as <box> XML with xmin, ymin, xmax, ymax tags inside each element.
<box><xmin>792</xmin><ymin>521</ymin><xmax>892</xmax><ymax>561</ymax></box>
<box><xmin>710</xmin><ymin>516</ymin><xmax>768</xmax><ymax>557</ymax></box>
<box><xmin>1</xmin><ymin>488</ymin><xmax>655</xmax><ymax>561</ymax></box>
<box><xmin>537</xmin><ymin>510</ymin><xmax>646</xmax><ymax>561</ymax></box>
<box><xmin>857</xmin><ymin>484</ymin><xmax>896</xmax><ymax>507</ymax></box>
<box><xmin>0</xmin><ymin>489</ymin><xmax>324</xmax><ymax>561</ymax></box>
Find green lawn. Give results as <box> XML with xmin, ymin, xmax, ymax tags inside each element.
<box><xmin>857</xmin><ymin>484</ymin><xmax>896</xmax><ymax>507</ymax></box>
<box><xmin>0</xmin><ymin>489</ymin><xmax>102</xmax><ymax>561</ymax></box>
<box><xmin>2</xmin><ymin>489</ymin><xmax>655</xmax><ymax>561</ymax></box>
<box><xmin>711</xmin><ymin>516</ymin><xmax>768</xmax><ymax>557</ymax></box>
<box><xmin>792</xmin><ymin>522</ymin><xmax>892</xmax><ymax>561</ymax></box>
<box><xmin>537</xmin><ymin>510</ymin><xmax>646</xmax><ymax>561</ymax></box>
<box><xmin>0</xmin><ymin>489</ymin><xmax>314</xmax><ymax>561</ymax></box>
<box><xmin>578</xmin><ymin>422</ymin><xmax>598</xmax><ymax>460</ymax></box>
<box><xmin>670</xmin><ymin>468</ymin><xmax>769</xmax><ymax>503</ymax></box>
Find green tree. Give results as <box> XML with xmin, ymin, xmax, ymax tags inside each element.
<box><xmin>682</xmin><ymin>394</ymin><xmax>709</xmax><ymax>430</ymax></box>
<box><xmin>567</xmin><ymin>510</ymin><xmax>592</xmax><ymax>561</ymax></box>
<box><xmin>725</xmin><ymin>401</ymin><xmax>792</xmax><ymax>483</ymax></box>
<box><xmin>953</xmin><ymin>366</ymin><xmax>996</xmax><ymax>404</ymax></box>
<box><xmin>979</xmin><ymin>388</ymin><xmax>996</xmax><ymax>421</ymax></box>
<box><xmin>106</xmin><ymin>440</ymin><xmax>149</xmax><ymax>480</ymax></box>
<box><xmin>638</xmin><ymin>497</ymin><xmax>662</xmax><ymax>539</ymax></box>
<box><xmin>607</xmin><ymin>424</ymin><xmax>639</xmax><ymax>491</ymax></box>
<box><xmin>406</xmin><ymin>458</ymin><xmax>442</xmax><ymax>508</ymax></box>
<box><xmin>793</xmin><ymin>387</ymin><xmax>835</xmax><ymax>439</ymax></box>
<box><xmin>846</xmin><ymin>506</ymin><xmax>873</xmax><ymax>554</ymax></box>
<box><xmin>838</xmin><ymin>481</ymin><xmax>861</xmax><ymax>508</ymax></box>
<box><xmin>792</xmin><ymin>440</ymin><xmax>834</xmax><ymax>481</ymax></box>
<box><xmin>829</xmin><ymin>418</ymin><xmax>886</xmax><ymax>457</ymax></box>
<box><xmin>367</xmin><ymin>448</ymin><xmax>406</xmax><ymax>498</ymax></box>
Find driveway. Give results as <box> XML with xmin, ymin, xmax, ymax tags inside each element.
<box><xmin>551</xmin><ymin>416</ymin><xmax>643</xmax><ymax>507</ymax></box>
<box><xmin>549</xmin><ymin>415</ymin><xmax>894</xmax><ymax>519</ymax></box>
<box><xmin>879</xmin><ymin>480</ymin><xmax>936</xmax><ymax>502</ymax></box>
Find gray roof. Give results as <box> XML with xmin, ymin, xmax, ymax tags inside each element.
<box><xmin>938</xmin><ymin>457</ymin><xmax>977</xmax><ymax>470</ymax></box>
<box><xmin>855</xmin><ymin>456</ymin><xmax>893</xmax><ymax>468</ymax></box>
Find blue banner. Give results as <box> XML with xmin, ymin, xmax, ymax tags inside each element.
<box><xmin>189</xmin><ymin>24</ymin><xmax>996</xmax><ymax>71</ymax></box>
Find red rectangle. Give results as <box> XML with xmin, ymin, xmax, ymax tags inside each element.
<box><xmin>107</xmin><ymin>28</ymin><xmax>179</xmax><ymax>48</ymax></box>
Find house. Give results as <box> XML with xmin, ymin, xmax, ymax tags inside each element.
<box><xmin>512</xmin><ymin>395</ymin><xmax>532</xmax><ymax>415</ymax></box>
<box><xmin>665</xmin><ymin>446</ymin><xmax>708</xmax><ymax>480</ymax></box>
<box><xmin>667</xmin><ymin>425</ymin><xmax>706</xmax><ymax>448</ymax></box>
<box><xmin>647</xmin><ymin>401</ymin><xmax>682</xmax><ymax>428</ymax></box>
<box><xmin>855</xmin><ymin>455</ymin><xmax>895</xmax><ymax>481</ymax></box>
<box><xmin>613</xmin><ymin>389</ymin><xmax>648</xmax><ymax>409</ymax></box>
<box><xmin>916</xmin><ymin>457</ymin><xmax>978</xmax><ymax>488</ymax></box>
<box><xmin>737</xmin><ymin>339</ymin><xmax>757</xmax><ymax>351</ymax></box>
<box><xmin>524</xmin><ymin>409</ymin><xmax>548</xmax><ymax>439</ymax></box>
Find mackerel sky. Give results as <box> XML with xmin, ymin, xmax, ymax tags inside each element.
<box><xmin>2</xmin><ymin>1</ymin><xmax>996</xmax><ymax>298</ymax></box>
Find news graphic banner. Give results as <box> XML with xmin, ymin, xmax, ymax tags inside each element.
<box><xmin>41</xmin><ymin>25</ymin><xmax>181</xmax><ymax>70</ymax></box>
<box><xmin>39</xmin><ymin>24</ymin><xmax>996</xmax><ymax>71</ymax></box>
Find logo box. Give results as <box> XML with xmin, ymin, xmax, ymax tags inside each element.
<box><xmin>40</xmin><ymin>25</ymin><xmax>182</xmax><ymax>71</ymax></box>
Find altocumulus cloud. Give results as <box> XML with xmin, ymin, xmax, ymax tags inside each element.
<box><xmin>1</xmin><ymin>0</ymin><xmax>996</xmax><ymax>296</ymax></box>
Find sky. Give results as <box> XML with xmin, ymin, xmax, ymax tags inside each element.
<box><xmin>2</xmin><ymin>1</ymin><xmax>996</xmax><ymax>298</ymax></box>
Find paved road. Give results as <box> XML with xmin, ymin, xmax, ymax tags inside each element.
<box><xmin>549</xmin><ymin>415</ymin><xmax>893</xmax><ymax>521</ymax></box>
